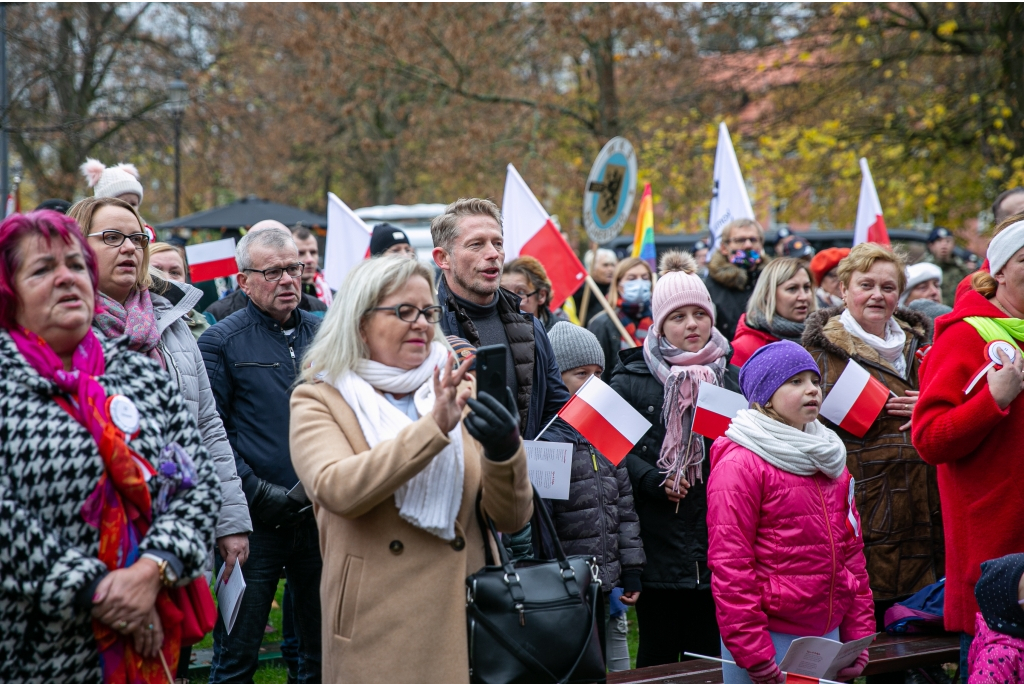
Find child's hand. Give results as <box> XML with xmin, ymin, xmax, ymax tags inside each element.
<box><xmin>835</xmin><ymin>648</ymin><xmax>869</xmax><ymax>680</ymax></box>
<box><xmin>664</xmin><ymin>475</ymin><xmax>690</xmax><ymax>502</ymax></box>
<box><xmin>619</xmin><ymin>591</ymin><xmax>640</xmax><ymax>606</ymax></box>
<box><xmin>746</xmin><ymin>659</ymin><xmax>783</xmax><ymax>683</ymax></box>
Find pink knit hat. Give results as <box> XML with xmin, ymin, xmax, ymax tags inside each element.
<box><xmin>651</xmin><ymin>251</ymin><xmax>716</xmax><ymax>335</ymax></box>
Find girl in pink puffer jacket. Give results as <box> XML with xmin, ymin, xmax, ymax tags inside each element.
<box><xmin>707</xmin><ymin>341</ymin><xmax>876</xmax><ymax>684</ymax></box>
<box><xmin>968</xmin><ymin>553</ymin><xmax>1024</xmax><ymax>683</ymax></box>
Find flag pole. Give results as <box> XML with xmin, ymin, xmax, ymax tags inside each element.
<box><xmin>533</xmin><ymin>414</ymin><xmax>560</xmax><ymax>442</ymax></box>
<box><xmin>586</xmin><ymin>275</ymin><xmax>637</xmax><ymax>348</ymax></box>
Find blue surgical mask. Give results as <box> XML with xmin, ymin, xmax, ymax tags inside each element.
<box><xmin>621</xmin><ymin>279</ymin><xmax>651</xmax><ymax>305</ymax></box>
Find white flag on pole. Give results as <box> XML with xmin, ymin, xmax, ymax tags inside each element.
<box><xmin>324</xmin><ymin>192</ymin><xmax>372</xmax><ymax>291</ymax></box>
<box><xmin>853</xmin><ymin>158</ymin><xmax>890</xmax><ymax>247</ymax></box>
<box><xmin>708</xmin><ymin>122</ymin><xmax>755</xmax><ymax>256</ymax></box>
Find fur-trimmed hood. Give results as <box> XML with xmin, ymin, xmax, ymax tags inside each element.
<box><xmin>802</xmin><ymin>305</ymin><xmax>929</xmax><ymax>375</ymax></box>
<box><xmin>707</xmin><ymin>250</ymin><xmax>768</xmax><ymax>291</ymax></box>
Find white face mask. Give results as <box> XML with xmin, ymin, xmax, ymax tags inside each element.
<box><xmin>621</xmin><ymin>279</ymin><xmax>651</xmax><ymax>305</ymax></box>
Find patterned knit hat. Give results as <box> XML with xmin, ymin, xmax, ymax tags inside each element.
<box><xmin>80</xmin><ymin>158</ymin><xmax>144</xmax><ymax>203</ymax></box>
<box><xmin>651</xmin><ymin>250</ymin><xmax>716</xmax><ymax>335</ymax></box>
<box><xmin>739</xmin><ymin>340</ymin><xmax>820</xmax><ymax>407</ymax></box>
<box><xmin>548</xmin><ymin>321</ymin><xmax>605</xmax><ymax>374</ymax></box>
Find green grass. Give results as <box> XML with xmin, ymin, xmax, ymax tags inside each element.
<box><xmin>190</xmin><ymin>664</ymin><xmax>287</xmax><ymax>684</ymax></box>
<box><xmin>193</xmin><ymin>578</ymin><xmax>287</xmax><ymax>651</ymax></box>
<box><xmin>626</xmin><ymin>607</ymin><xmax>639</xmax><ymax>669</ymax></box>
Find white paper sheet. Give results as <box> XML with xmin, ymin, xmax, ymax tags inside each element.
<box><xmin>215</xmin><ymin>562</ymin><xmax>246</xmax><ymax>635</ymax></box>
<box><xmin>524</xmin><ymin>440</ymin><xmax>573</xmax><ymax>500</ymax></box>
<box><xmin>778</xmin><ymin>633</ymin><xmax>877</xmax><ymax>680</ymax></box>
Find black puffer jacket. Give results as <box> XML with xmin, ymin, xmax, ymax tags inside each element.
<box><xmin>549</xmin><ymin>438</ymin><xmax>646</xmax><ymax>592</ymax></box>
<box><xmin>703</xmin><ymin>251</ymin><xmax>768</xmax><ymax>342</ymax></box>
<box><xmin>610</xmin><ymin>346</ymin><xmax>739</xmax><ymax>590</ymax></box>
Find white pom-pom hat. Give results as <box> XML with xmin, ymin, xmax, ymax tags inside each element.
<box><xmin>80</xmin><ymin>158</ymin><xmax>144</xmax><ymax>204</ymax></box>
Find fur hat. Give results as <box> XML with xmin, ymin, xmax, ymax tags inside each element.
<box><xmin>651</xmin><ymin>251</ymin><xmax>716</xmax><ymax>334</ymax></box>
<box><xmin>80</xmin><ymin>158</ymin><xmax>144</xmax><ymax>204</ymax></box>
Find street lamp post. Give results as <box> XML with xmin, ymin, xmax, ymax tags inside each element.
<box><xmin>167</xmin><ymin>76</ymin><xmax>188</xmax><ymax>218</ymax></box>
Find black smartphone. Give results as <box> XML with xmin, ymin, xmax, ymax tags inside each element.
<box><xmin>474</xmin><ymin>344</ymin><xmax>514</xmax><ymax>414</ymax></box>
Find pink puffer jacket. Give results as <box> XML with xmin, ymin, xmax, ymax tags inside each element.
<box><xmin>707</xmin><ymin>437</ymin><xmax>875</xmax><ymax>668</ymax></box>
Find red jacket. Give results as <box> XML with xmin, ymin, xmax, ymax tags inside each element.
<box><xmin>912</xmin><ymin>289</ymin><xmax>1024</xmax><ymax>634</ymax></box>
<box><xmin>707</xmin><ymin>437</ymin><xmax>875</xmax><ymax>668</ymax></box>
<box><xmin>730</xmin><ymin>314</ymin><xmax>779</xmax><ymax>368</ymax></box>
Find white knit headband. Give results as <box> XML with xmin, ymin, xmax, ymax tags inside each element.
<box><xmin>988</xmin><ymin>220</ymin><xmax>1024</xmax><ymax>276</ymax></box>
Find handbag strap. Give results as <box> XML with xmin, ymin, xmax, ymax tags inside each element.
<box><xmin>468</xmin><ymin>580</ymin><xmax>600</xmax><ymax>684</ymax></box>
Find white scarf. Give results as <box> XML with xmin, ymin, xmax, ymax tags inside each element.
<box><xmin>840</xmin><ymin>308</ymin><xmax>907</xmax><ymax>377</ymax></box>
<box><xmin>332</xmin><ymin>342</ymin><xmax>464</xmax><ymax>540</ymax></box>
<box><xmin>726</xmin><ymin>409</ymin><xmax>847</xmax><ymax>480</ymax></box>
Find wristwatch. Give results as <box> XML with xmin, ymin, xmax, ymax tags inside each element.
<box><xmin>141</xmin><ymin>553</ymin><xmax>178</xmax><ymax>588</ymax></box>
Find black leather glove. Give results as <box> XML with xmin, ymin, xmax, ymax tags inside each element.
<box><xmin>250</xmin><ymin>479</ymin><xmax>307</xmax><ymax>528</ymax></box>
<box><xmin>465</xmin><ymin>388</ymin><xmax>520</xmax><ymax>462</ymax></box>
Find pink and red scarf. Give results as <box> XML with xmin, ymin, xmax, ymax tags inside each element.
<box><xmin>643</xmin><ymin>327</ymin><xmax>729</xmax><ymax>489</ymax></box>
<box><xmin>94</xmin><ymin>289</ymin><xmax>163</xmax><ymax>368</ymax></box>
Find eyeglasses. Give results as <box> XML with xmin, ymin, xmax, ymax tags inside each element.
<box><xmin>243</xmin><ymin>263</ymin><xmax>305</xmax><ymax>282</ymax></box>
<box><xmin>511</xmin><ymin>288</ymin><xmax>539</xmax><ymax>300</ymax></box>
<box><xmin>728</xmin><ymin>235</ymin><xmax>761</xmax><ymax>246</ymax></box>
<box><xmin>365</xmin><ymin>304</ymin><xmax>444</xmax><ymax>324</ymax></box>
<box><xmin>87</xmin><ymin>230</ymin><xmax>150</xmax><ymax>250</ymax></box>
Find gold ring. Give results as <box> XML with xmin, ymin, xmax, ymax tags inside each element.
<box><xmin>117</xmin><ymin>620</ymin><xmax>128</xmax><ymax>630</ymax></box>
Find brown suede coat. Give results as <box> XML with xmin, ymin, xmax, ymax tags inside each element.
<box><xmin>802</xmin><ymin>306</ymin><xmax>945</xmax><ymax>603</ymax></box>
<box><xmin>289</xmin><ymin>380</ymin><xmax>534</xmax><ymax>683</ymax></box>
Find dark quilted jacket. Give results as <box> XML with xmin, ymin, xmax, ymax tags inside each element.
<box><xmin>610</xmin><ymin>346</ymin><xmax>739</xmax><ymax>590</ymax></box>
<box><xmin>549</xmin><ymin>439</ymin><xmax>646</xmax><ymax>591</ymax></box>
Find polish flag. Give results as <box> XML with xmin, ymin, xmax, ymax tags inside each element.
<box><xmin>692</xmin><ymin>382</ymin><xmax>749</xmax><ymax>440</ymax></box>
<box><xmin>324</xmin><ymin>192</ymin><xmax>372</xmax><ymax>290</ymax></box>
<box><xmin>557</xmin><ymin>375</ymin><xmax>651</xmax><ymax>465</ymax></box>
<box><xmin>853</xmin><ymin>158</ymin><xmax>890</xmax><ymax>247</ymax></box>
<box><xmin>819</xmin><ymin>360</ymin><xmax>889</xmax><ymax>437</ymax></box>
<box><xmin>185</xmin><ymin>238</ymin><xmax>238</xmax><ymax>282</ymax></box>
<box><xmin>502</xmin><ymin>164</ymin><xmax>587</xmax><ymax>309</ymax></box>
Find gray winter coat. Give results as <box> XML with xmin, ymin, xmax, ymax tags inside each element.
<box><xmin>152</xmin><ymin>279</ymin><xmax>252</xmax><ymax>539</ymax></box>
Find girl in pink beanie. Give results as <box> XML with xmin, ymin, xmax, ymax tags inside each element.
<box><xmin>609</xmin><ymin>250</ymin><xmax>738</xmax><ymax>665</ymax></box>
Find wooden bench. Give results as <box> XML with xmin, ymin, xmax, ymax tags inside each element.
<box><xmin>607</xmin><ymin>633</ymin><xmax>961</xmax><ymax>684</ymax></box>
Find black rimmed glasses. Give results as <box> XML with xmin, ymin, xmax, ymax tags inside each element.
<box><xmin>365</xmin><ymin>304</ymin><xmax>444</xmax><ymax>324</ymax></box>
<box><xmin>243</xmin><ymin>262</ymin><xmax>305</xmax><ymax>282</ymax></box>
<box><xmin>87</xmin><ymin>230</ymin><xmax>150</xmax><ymax>250</ymax></box>
<box><xmin>511</xmin><ymin>288</ymin><xmax>539</xmax><ymax>300</ymax></box>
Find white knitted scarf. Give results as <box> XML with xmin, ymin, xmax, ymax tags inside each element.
<box><xmin>840</xmin><ymin>309</ymin><xmax>907</xmax><ymax>378</ymax></box>
<box><xmin>332</xmin><ymin>342</ymin><xmax>464</xmax><ymax>540</ymax></box>
<box><xmin>725</xmin><ymin>409</ymin><xmax>847</xmax><ymax>479</ymax></box>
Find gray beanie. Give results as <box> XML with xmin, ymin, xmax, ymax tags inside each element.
<box><xmin>548</xmin><ymin>322</ymin><xmax>605</xmax><ymax>374</ymax></box>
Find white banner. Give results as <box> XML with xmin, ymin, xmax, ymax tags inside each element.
<box><xmin>708</xmin><ymin>122</ymin><xmax>755</xmax><ymax>255</ymax></box>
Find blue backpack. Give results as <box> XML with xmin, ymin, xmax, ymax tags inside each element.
<box><xmin>884</xmin><ymin>578</ymin><xmax>946</xmax><ymax>633</ymax></box>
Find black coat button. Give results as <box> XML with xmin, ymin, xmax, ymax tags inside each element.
<box><xmin>389</xmin><ymin>540</ymin><xmax>404</xmax><ymax>554</ymax></box>
<box><xmin>451</xmin><ymin>536</ymin><xmax>466</xmax><ymax>551</ymax></box>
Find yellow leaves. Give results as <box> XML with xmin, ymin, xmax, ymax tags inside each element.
<box><xmin>1002</xmin><ymin>107</ymin><xmax>1013</xmax><ymax>118</ymax></box>
<box><xmin>856</xmin><ymin>16</ymin><xmax>870</xmax><ymax>29</ymax></box>
<box><xmin>970</xmin><ymin>93</ymin><xmax>981</xmax><ymax>105</ymax></box>
<box><xmin>855</xmin><ymin>35</ymin><xmax>865</xmax><ymax>45</ymax></box>
<box><xmin>987</xmin><ymin>166</ymin><xmax>1005</xmax><ymax>180</ymax></box>
<box><xmin>936</xmin><ymin>20</ymin><xmax>958</xmax><ymax>38</ymax></box>
<box><xmin>884</xmin><ymin>69</ymin><xmax>893</xmax><ymax>79</ymax></box>
<box><xmin>872</xmin><ymin>58</ymin><xmax>882</xmax><ymax>68</ymax></box>
<box><xmin>798</xmin><ymin>52</ymin><xmax>811</xmax><ymax>62</ymax></box>
<box><xmin>910</xmin><ymin>31</ymin><xmax>920</xmax><ymax>41</ymax></box>
<box><xmin>995</xmin><ymin>118</ymin><xmax>1005</xmax><ymax>130</ymax></box>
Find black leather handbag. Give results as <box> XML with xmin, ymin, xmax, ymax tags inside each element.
<box><xmin>466</xmin><ymin>489</ymin><xmax>606</xmax><ymax>684</ymax></box>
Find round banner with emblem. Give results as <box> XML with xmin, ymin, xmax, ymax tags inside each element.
<box><xmin>582</xmin><ymin>137</ymin><xmax>638</xmax><ymax>245</ymax></box>
<box><xmin>108</xmin><ymin>394</ymin><xmax>141</xmax><ymax>436</ymax></box>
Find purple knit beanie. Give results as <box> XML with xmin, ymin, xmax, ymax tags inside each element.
<box><xmin>652</xmin><ymin>251</ymin><xmax>716</xmax><ymax>335</ymax></box>
<box><xmin>739</xmin><ymin>340</ymin><xmax>820</xmax><ymax>407</ymax></box>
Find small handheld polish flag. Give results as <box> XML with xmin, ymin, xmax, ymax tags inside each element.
<box><xmin>692</xmin><ymin>382</ymin><xmax>749</xmax><ymax>440</ymax></box>
<box><xmin>819</xmin><ymin>360</ymin><xmax>889</xmax><ymax>437</ymax></box>
<box><xmin>556</xmin><ymin>375</ymin><xmax>651</xmax><ymax>465</ymax></box>
<box><xmin>185</xmin><ymin>238</ymin><xmax>238</xmax><ymax>282</ymax></box>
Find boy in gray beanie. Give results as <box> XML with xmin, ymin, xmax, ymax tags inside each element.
<box><xmin>543</xmin><ymin>320</ymin><xmax>646</xmax><ymax>672</ymax></box>
<box><xmin>548</xmin><ymin>321</ymin><xmax>607</xmax><ymax>394</ymax></box>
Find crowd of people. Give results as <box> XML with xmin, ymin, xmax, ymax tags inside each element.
<box><xmin>3</xmin><ymin>154</ymin><xmax>1024</xmax><ymax>685</ymax></box>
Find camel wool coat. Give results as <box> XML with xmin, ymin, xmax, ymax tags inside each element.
<box><xmin>289</xmin><ymin>380</ymin><xmax>534</xmax><ymax>683</ymax></box>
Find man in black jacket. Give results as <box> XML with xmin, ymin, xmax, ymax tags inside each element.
<box><xmin>199</xmin><ymin>228</ymin><xmax>322</xmax><ymax>683</ymax></box>
<box><xmin>704</xmin><ymin>218</ymin><xmax>768</xmax><ymax>341</ymax></box>
<box><xmin>430</xmin><ymin>197</ymin><xmax>574</xmax><ymax>444</ymax></box>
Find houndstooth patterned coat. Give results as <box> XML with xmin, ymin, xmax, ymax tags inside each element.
<box><xmin>0</xmin><ymin>329</ymin><xmax>221</xmax><ymax>682</ymax></box>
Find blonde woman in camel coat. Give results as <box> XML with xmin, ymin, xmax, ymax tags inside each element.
<box><xmin>289</xmin><ymin>256</ymin><xmax>533</xmax><ymax>683</ymax></box>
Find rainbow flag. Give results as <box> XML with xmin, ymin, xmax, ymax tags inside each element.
<box><xmin>631</xmin><ymin>183</ymin><xmax>656</xmax><ymax>269</ymax></box>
